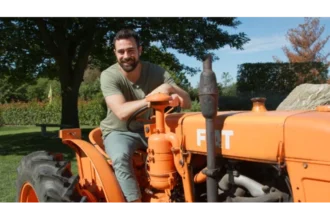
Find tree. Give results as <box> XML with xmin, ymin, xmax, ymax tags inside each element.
<box><xmin>218</xmin><ymin>72</ymin><xmax>237</xmax><ymax>96</ymax></box>
<box><xmin>220</xmin><ymin>72</ymin><xmax>233</xmax><ymax>87</ymax></box>
<box><xmin>1</xmin><ymin>18</ymin><xmax>250</xmax><ymax>128</ymax></box>
<box><xmin>274</xmin><ymin>17</ymin><xmax>330</xmax><ymax>64</ymax></box>
<box><xmin>273</xmin><ymin>17</ymin><xmax>330</xmax><ymax>84</ymax></box>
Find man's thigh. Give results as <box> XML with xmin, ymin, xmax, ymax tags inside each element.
<box><xmin>104</xmin><ymin>131</ymin><xmax>146</xmax><ymax>158</ymax></box>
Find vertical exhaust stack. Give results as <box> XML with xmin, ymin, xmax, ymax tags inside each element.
<box><xmin>198</xmin><ymin>54</ymin><xmax>219</xmax><ymax>202</ymax></box>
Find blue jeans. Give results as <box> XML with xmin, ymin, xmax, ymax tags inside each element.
<box><xmin>104</xmin><ymin>130</ymin><xmax>147</xmax><ymax>202</ymax></box>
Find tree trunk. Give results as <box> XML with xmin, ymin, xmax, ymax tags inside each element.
<box><xmin>60</xmin><ymin>85</ymin><xmax>80</xmax><ymax>129</ymax></box>
<box><xmin>59</xmin><ymin>68</ymin><xmax>83</xmax><ymax>129</ymax></box>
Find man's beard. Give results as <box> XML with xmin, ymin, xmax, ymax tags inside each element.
<box><xmin>118</xmin><ymin>57</ymin><xmax>139</xmax><ymax>72</ymax></box>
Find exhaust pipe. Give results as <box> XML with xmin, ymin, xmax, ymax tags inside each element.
<box><xmin>198</xmin><ymin>54</ymin><xmax>219</xmax><ymax>202</ymax></box>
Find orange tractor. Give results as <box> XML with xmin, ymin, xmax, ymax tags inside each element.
<box><xmin>16</xmin><ymin>55</ymin><xmax>330</xmax><ymax>203</ymax></box>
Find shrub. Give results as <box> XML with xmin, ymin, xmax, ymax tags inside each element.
<box><xmin>0</xmin><ymin>96</ymin><xmax>107</xmax><ymax>126</ymax></box>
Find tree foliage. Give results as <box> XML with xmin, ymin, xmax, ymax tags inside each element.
<box><xmin>274</xmin><ymin>17</ymin><xmax>330</xmax><ymax>64</ymax></box>
<box><xmin>1</xmin><ymin>17</ymin><xmax>250</xmax><ymax>127</ymax></box>
<box><xmin>273</xmin><ymin>17</ymin><xmax>330</xmax><ymax>85</ymax></box>
<box><xmin>237</xmin><ymin>62</ymin><xmax>329</xmax><ymax>96</ymax></box>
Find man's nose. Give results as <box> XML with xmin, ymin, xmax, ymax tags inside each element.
<box><xmin>123</xmin><ymin>51</ymin><xmax>130</xmax><ymax>59</ymax></box>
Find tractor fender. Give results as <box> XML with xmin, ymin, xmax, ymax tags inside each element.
<box><xmin>62</xmin><ymin>139</ymin><xmax>125</xmax><ymax>202</ymax></box>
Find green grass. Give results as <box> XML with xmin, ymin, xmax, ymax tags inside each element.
<box><xmin>0</xmin><ymin>125</ymin><xmax>95</xmax><ymax>202</ymax></box>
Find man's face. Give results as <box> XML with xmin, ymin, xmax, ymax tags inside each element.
<box><xmin>114</xmin><ymin>37</ymin><xmax>141</xmax><ymax>72</ymax></box>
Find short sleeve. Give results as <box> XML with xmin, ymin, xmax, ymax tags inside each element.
<box><xmin>163</xmin><ymin>70</ymin><xmax>177</xmax><ymax>86</ymax></box>
<box><xmin>100</xmin><ymin>69</ymin><xmax>123</xmax><ymax>98</ymax></box>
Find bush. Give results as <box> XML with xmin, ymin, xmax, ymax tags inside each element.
<box><xmin>79</xmin><ymin>79</ymin><xmax>102</xmax><ymax>101</ymax></box>
<box><xmin>78</xmin><ymin>93</ymin><xmax>107</xmax><ymax>126</ymax></box>
<box><xmin>218</xmin><ymin>93</ymin><xmax>287</xmax><ymax>111</ymax></box>
<box><xmin>237</xmin><ymin>62</ymin><xmax>329</xmax><ymax>95</ymax></box>
<box><xmin>0</xmin><ymin>108</ymin><xmax>4</xmax><ymax>126</ymax></box>
<box><xmin>182</xmin><ymin>100</ymin><xmax>201</xmax><ymax>112</ymax></box>
<box><xmin>0</xmin><ymin>95</ymin><xmax>107</xmax><ymax>126</ymax></box>
<box><xmin>25</xmin><ymin>78</ymin><xmax>61</xmax><ymax>102</ymax></box>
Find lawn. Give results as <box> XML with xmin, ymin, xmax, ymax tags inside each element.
<box><xmin>0</xmin><ymin>125</ymin><xmax>95</xmax><ymax>202</ymax></box>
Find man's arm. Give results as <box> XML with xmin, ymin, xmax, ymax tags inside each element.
<box><xmin>148</xmin><ymin>83</ymin><xmax>192</xmax><ymax>109</ymax></box>
<box><xmin>171</xmin><ymin>84</ymin><xmax>192</xmax><ymax>109</ymax></box>
<box><xmin>105</xmin><ymin>82</ymin><xmax>191</xmax><ymax>121</ymax></box>
<box><xmin>101</xmin><ymin>69</ymin><xmax>149</xmax><ymax>121</ymax></box>
<box><xmin>104</xmin><ymin>95</ymin><xmax>148</xmax><ymax>121</ymax></box>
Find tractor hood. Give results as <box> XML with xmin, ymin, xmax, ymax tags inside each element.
<box><xmin>284</xmin><ymin>110</ymin><xmax>330</xmax><ymax>162</ymax></box>
<box><xmin>164</xmin><ymin>108</ymin><xmax>330</xmax><ymax>163</ymax></box>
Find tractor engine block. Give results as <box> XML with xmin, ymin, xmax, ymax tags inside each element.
<box><xmin>146</xmin><ymin>133</ymin><xmax>177</xmax><ymax>190</ymax></box>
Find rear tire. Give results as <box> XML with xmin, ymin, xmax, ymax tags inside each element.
<box><xmin>16</xmin><ymin>151</ymin><xmax>82</xmax><ymax>202</ymax></box>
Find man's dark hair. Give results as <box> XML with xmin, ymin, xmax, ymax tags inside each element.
<box><xmin>113</xmin><ymin>29</ymin><xmax>140</xmax><ymax>47</ymax></box>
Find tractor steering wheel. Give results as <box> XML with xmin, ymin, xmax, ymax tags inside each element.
<box><xmin>126</xmin><ymin>106</ymin><xmax>150</xmax><ymax>132</ymax></box>
<box><xmin>126</xmin><ymin>105</ymin><xmax>181</xmax><ymax>133</ymax></box>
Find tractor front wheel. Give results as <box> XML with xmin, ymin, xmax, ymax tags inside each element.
<box><xmin>16</xmin><ymin>151</ymin><xmax>82</xmax><ymax>202</ymax></box>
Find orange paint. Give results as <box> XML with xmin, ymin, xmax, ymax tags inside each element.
<box><xmin>19</xmin><ymin>182</ymin><xmax>39</xmax><ymax>202</ymax></box>
<box><xmin>62</xmin><ymin>139</ymin><xmax>125</xmax><ymax>202</ymax></box>
<box><xmin>251</xmin><ymin>97</ymin><xmax>268</xmax><ymax>112</ymax></box>
<box><xmin>286</xmin><ymin>159</ymin><xmax>330</xmax><ymax>202</ymax></box>
<box><xmin>147</xmin><ymin>133</ymin><xmax>177</xmax><ymax>190</ymax></box>
<box><xmin>17</xmin><ymin>91</ymin><xmax>330</xmax><ymax>202</ymax></box>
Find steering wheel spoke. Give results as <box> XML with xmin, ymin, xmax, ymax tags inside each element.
<box><xmin>126</xmin><ymin>93</ymin><xmax>181</xmax><ymax>132</ymax></box>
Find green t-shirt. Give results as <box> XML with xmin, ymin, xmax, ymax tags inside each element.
<box><xmin>100</xmin><ymin>61</ymin><xmax>177</xmax><ymax>138</ymax></box>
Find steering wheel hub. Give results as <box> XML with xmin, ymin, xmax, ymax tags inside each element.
<box><xmin>126</xmin><ymin>93</ymin><xmax>180</xmax><ymax>133</ymax></box>
<box><xmin>146</xmin><ymin>93</ymin><xmax>171</xmax><ymax>102</ymax></box>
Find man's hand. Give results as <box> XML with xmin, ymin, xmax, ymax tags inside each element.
<box><xmin>146</xmin><ymin>83</ymin><xmax>173</xmax><ymax>97</ymax></box>
<box><xmin>169</xmin><ymin>94</ymin><xmax>182</xmax><ymax>107</ymax></box>
<box><xmin>146</xmin><ymin>83</ymin><xmax>191</xmax><ymax>109</ymax></box>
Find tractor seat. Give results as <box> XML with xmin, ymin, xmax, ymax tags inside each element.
<box><xmin>88</xmin><ymin>127</ymin><xmax>147</xmax><ymax>167</ymax></box>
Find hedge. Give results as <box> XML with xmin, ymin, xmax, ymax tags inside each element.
<box><xmin>0</xmin><ymin>95</ymin><xmax>106</xmax><ymax>126</ymax></box>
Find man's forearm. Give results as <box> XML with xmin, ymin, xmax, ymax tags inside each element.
<box><xmin>148</xmin><ymin>83</ymin><xmax>174</xmax><ymax>95</ymax></box>
<box><xmin>148</xmin><ymin>83</ymin><xmax>192</xmax><ymax>109</ymax></box>
<box><xmin>171</xmin><ymin>85</ymin><xmax>192</xmax><ymax>109</ymax></box>
<box><xmin>115</xmin><ymin>98</ymin><xmax>148</xmax><ymax>121</ymax></box>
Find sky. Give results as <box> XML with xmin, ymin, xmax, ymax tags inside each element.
<box><xmin>169</xmin><ymin>17</ymin><xmax>330</xmax><ymax>88</ymax></box>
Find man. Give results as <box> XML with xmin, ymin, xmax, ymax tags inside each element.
<box><xmin>100</xmin><ymin>28</ymin><xmax>191</xmax><ymax>202</ymax></box>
